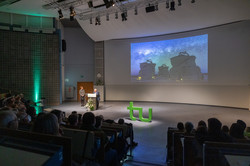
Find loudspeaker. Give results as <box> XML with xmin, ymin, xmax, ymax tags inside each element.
<box><xmin>145</xmin><ymin>6</ymin><xmax>155</xmax><ymax>13</ymax></box>
<box><xmin>62</xmin><ymin>39</ymin><xmax>66</xmax><ymax>52</ymax></box>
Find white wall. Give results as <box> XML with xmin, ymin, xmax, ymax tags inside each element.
<box><xmin>64</xmin><ymin>27</ymin><xmax>94</xmax><ymax>100</ymax></box>
<box><xmin>104</xmin><ymin>20</ymin><xmax>250</xmax><ymax>109</ymax></box>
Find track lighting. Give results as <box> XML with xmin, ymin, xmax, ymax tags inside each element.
<box><xmin>58</xmin><ymin>9</ymin><xmax>63</xmax><ymax>19</ymax></box>
<box><xmin>90</xmin><ymin>17</ymin><xmax>92</xmax><ymax>24</ymax></box>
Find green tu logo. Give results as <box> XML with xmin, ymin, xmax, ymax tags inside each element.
<box><xmin>127</xmin><ymin>102</ymin><xmax>152</xmax><ymax>122</ymax></box>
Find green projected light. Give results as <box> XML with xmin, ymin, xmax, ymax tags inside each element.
<box><xmin>32</xmin><ymin>46</ymin><xmax>41</xmax><ymax>103</ymax></box>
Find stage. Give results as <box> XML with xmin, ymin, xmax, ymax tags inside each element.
<box><xmin>50</xmin><ymin>101</ymin><xmax>250</xmax><ymax>165</ymax></box>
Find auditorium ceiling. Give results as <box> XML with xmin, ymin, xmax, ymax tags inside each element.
<box><xmin>0</xmin><ymin>0</ymin><xmax>250</xmax><ymax>41</ymax></box>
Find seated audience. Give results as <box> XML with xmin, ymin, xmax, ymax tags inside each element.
<box><xmin>32</xmin><ymin>113</ymin><xmax>60</xmax><ymax>136</ymax></box>
<box><xmin>206</xmin><ymin>118</ymin><xmax>233</xmax><ymax>142</ymax></box>
<box><xmin>0</xmin><ymin>110</ymin><xmax>18</xmax><ymax>129</ymax></box>
<box><xmin>81</xmin><ymin>112</ymin><xmax>120</xmax><ymax>166</ymax></box>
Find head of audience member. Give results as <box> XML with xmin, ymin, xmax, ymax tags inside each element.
<box><xmin>4</xmin><ymin>97</ymin><xmax>15</xmax><ymax>108</ymax></box>
<box><xmin>95</xmin><ymin>115</ymin><xmax>104</xmax><ymax>129</ymax></box>
<box><xmin>207</xmin><ymin>118</ymin><xmax>222</xmax><ymax>136</ymax></box>
<box><xmin>71</xmin><ymin>111</ymin><xmax>77</xmax><ymax>115</ymax></box>
<box><xmin>82</xmin><ymin>112</ymin><xmax>96</xmax><ymax>127</ymax></box>
<box><xmin>94</xmin><ymin>89</ymin><xmax>97</xmax><ymax>93</ymax></box>
<box><xmin>177</xmin><ymin>122</ymin><xmax>184</xmax><ymax>131</ymax></box>
<box><xmin>195</xmin><ymin>126</ymin><xmax>208</xmax><ymax>144</ymax></box>
<box><xmin>185</xmin><ymin>122</ymin><xmax>194</xmax><ymax>134</ymax></box>
<box><xmin>68</xmin><ymin>114</ymin><xmax>78</xmax><ymax>126</ymax></box>
<box><xmin>118</xmin><ymin>118</ymin><xmax>125</xmax><ymax>125</ymax></box>
<box><xmin>198</xmin><ymin>120</ymin><xmax>207</xmax><ymax>128</ymax></box>
<box><xmin>32</xmin><ymin>113</ymin><xmax>59</xmax><ymax>135</ymax></box>
<box><xmin>17</xmin><ymin>112</ymin><xmax>31</xmax><ymax>124</ymax></box>
<box><xmin>0</xmin><ymin>110</ymin><xmax>18</xmax><ymax>129</ymax></box>
<box><xmin>237</xmin><ymin>120</ymin><xmax>246</xmax><ymax>131</ymax></box>
<box><xmin>26</xmin><ymin>107</ymin><xmax>37</xmax><ymax>120</ymax></box>
<box><xmin>221</xmin><ymin>125</ymin><xmax>229</xmax><ymax>134</ymax></box>
<box><xmin>229</xmin><ymin>123</ymin><xmax>245</xmax><ymax>139</ymax></box>
<box><xmin>51</xmin><ymin>109</ymin><xmax>63</xmax><ymax>124</ymax></box>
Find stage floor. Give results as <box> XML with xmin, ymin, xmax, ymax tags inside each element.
<box><xmin>50</xmin><ymin>101</ymin><xmax>250</xmax><ymax>165</ymax></box>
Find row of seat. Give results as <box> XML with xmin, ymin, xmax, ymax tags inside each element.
<box><xmin>0</xmin><ymin>121</ymin><xmax>134</xmax><ymax>166</ymax></box>
<box><xmin>167</xmin><ymin>127</ymin><xmax>250</xmax><ymax>166</ymax></box>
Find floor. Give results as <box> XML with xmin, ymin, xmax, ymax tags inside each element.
<box><xmin>50</xmin><ymin>101</ymin><xmax>250</xmax><ymax>166</ymax></box>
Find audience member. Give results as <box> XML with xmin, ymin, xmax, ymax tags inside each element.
<box><xmin>68</xmin><ymin>113</ymin><xmax>78</xmax><ymax>127</ymax></box>
<box><xmin>0</xmin><ymin>110</ymin><xmax>18</xmax><ymax>129</ymax></box>
<box><xmin>32</xmin><ymin>113</ymin><xmax>60</xmax><ymax>136</ymax></box>
<box><xmin>185</xmin><ymin>122</ymin><xmax>194</xmax><ymax>135</ymax></box>
<box><xmin>221</xmin><ymin>125</ymin><xmax>229</xmax><ymax>134</ymax></box>
<box><xmin>230</xmin><ymin>123</ymin><xmax>245</xmax><ymax>139</ymax></box>
<box><xmin>177</xmin><ymin>122</ymin><xmax>184</xmax><ymax>132</ymax></box>
<box><xmin>81</xmin><ymin>112</ymin><xmax>96</xmax><ymax>131</ymax></box>
<box><xmin>197</xmin><ymin>120</ymin><xmax>207</xmax><ymax>128</ymax></box>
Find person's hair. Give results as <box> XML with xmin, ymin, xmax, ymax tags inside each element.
<box><xmin>221</xmin><ymin>125</ymin><xmax>229</xmax><ymax>134</ymax></box>
<box><xmin>32</xmin><ymin>113</ymin><xmax>59</xmax><ymax>135</ymax></box>
<box><xmin>207</xmin><ymin>118</ymin><xmax>222</xmax><ymax>135</ymax></box>
<box><xmin>68</xmin><ymin>114</ymin><xmax>78</xmax><ymax>126</ymax></box>
<box><xmin>82</xmin><ymin>112</ymin><xmax>95</xmax><ymax>126</ymax></box>
<box><xmin>118</xmin><ymin>118</ymin><xmax>125</xmax><ymax>125</ymax></box>
<box><xmin>72</xmin><ymin>111</ymin><xmax>77</xmax><ymax>114</ymax></box>
<box><xmin>177</xmin><ymin>122</ymin><xmax>184</xmax><ymax>131</ymax></box>
<box><xmin>229</xmin><ymin>123</ymin><xmax>244</xmax><ymax>139</ymax></box>
<box><xmin>95</xmin><ymin>115</ymin><xmax>104</xmax><ymax>128</ymax></box>
<box><xmin>51</xmin><ymin>109</ymin><xmax>63</xmax><ymax>124</ymax></box>
<box><xmin>237</xmin><ymin>120</ymin><xmax>246</xmax><ymax>131</ymax></box>
<box><xmin>198</xmin><ymin>120</ymin><xmax>207</xmax><ymax>128</ymax></box>
<box><xmin>185</xmin><ymin>122</ymin><xmax>194</xmax><ymax>134</ymax></box>
<box><xmin>0</xmin><ymin>110</ymin><xmax>18</xmax><ymax>129</ymax></box>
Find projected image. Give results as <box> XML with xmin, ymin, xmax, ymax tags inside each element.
<box><xmin>131</xmin><ymin>34</ymin><xmax>208</xmax><ymax>82</ymax></box>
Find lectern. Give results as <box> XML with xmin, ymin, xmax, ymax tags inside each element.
<box><xmin>87</xmin><ymin>93</ymin><xmax>96</xmax><ymax>110</ymax></box>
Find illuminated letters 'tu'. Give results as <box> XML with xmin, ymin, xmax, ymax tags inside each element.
<box><xmin>127</xmin><ymin>102</ymin><xmax>152</xmax><ymax>122</ymax></box>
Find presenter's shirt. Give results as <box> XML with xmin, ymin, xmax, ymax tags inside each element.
<box><xmin>79</xmin><ymin>89</ymin><xmax>85</xmax><ymax>96</ymax></box>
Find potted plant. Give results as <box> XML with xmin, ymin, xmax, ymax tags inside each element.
<box><xmin>86</xmin><ymin>98</ymin><xmax>94</xmax><ymax>111</ymax></box>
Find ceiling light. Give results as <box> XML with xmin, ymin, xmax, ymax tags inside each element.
<box><xmin>106</xmin><ymin>13</ymin><xmax>109</xmax><ymax>21</ymax></box>
<box><xmin>58</xmin><ymin>9</ymin><xmax>63</xmax><ymax>19</ymax></box>
<box><xmin>166</xmin><ymin>0</ymin><xmax>170</xmax><ymax>8</ymax></box>
<box><xmin>95</xmin><ymin>16</ymin><xmax>101</xmax><ymax>25</ymax></box>
<box><xmin>121</xmin><ymin>11</ymin><xmax>127</xmax><ymax>21</ymax></box>
<box><xmin>178</xmin><ymin>0</ymin><xmax>181</xmax><ymax>6</ymax></box>
<box><xmin>155</xmin><ymin>2</ymin><xmax>158</xmax><ymax>11</ymax></box>
<box><xmin>170</xmin><ymin>0</ymin><xmax>175</xmax><ymax>11</ymax></box>
<box><xmin>134</xmin><ymin>7</ymin><xmax>138</xmax><ymax>15</ymax></box>
<box><xmin>70</xmin><ymin>6</ymin><xmax>76</xmax><ymax>21</ymax></box>
<box><xmin>115</xmin><ymin>11</ymin><xmax>118</xmax><ymax>19</ymax></box>
<box><xmin>88</xmin><ymin>1</ymin><xmax>93</xmax><ymax>8</ymax></box>
<box><xmin>90</xmin><ymin>18</ymin><xmax>92</xmax><ymax>24</ymax></box>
